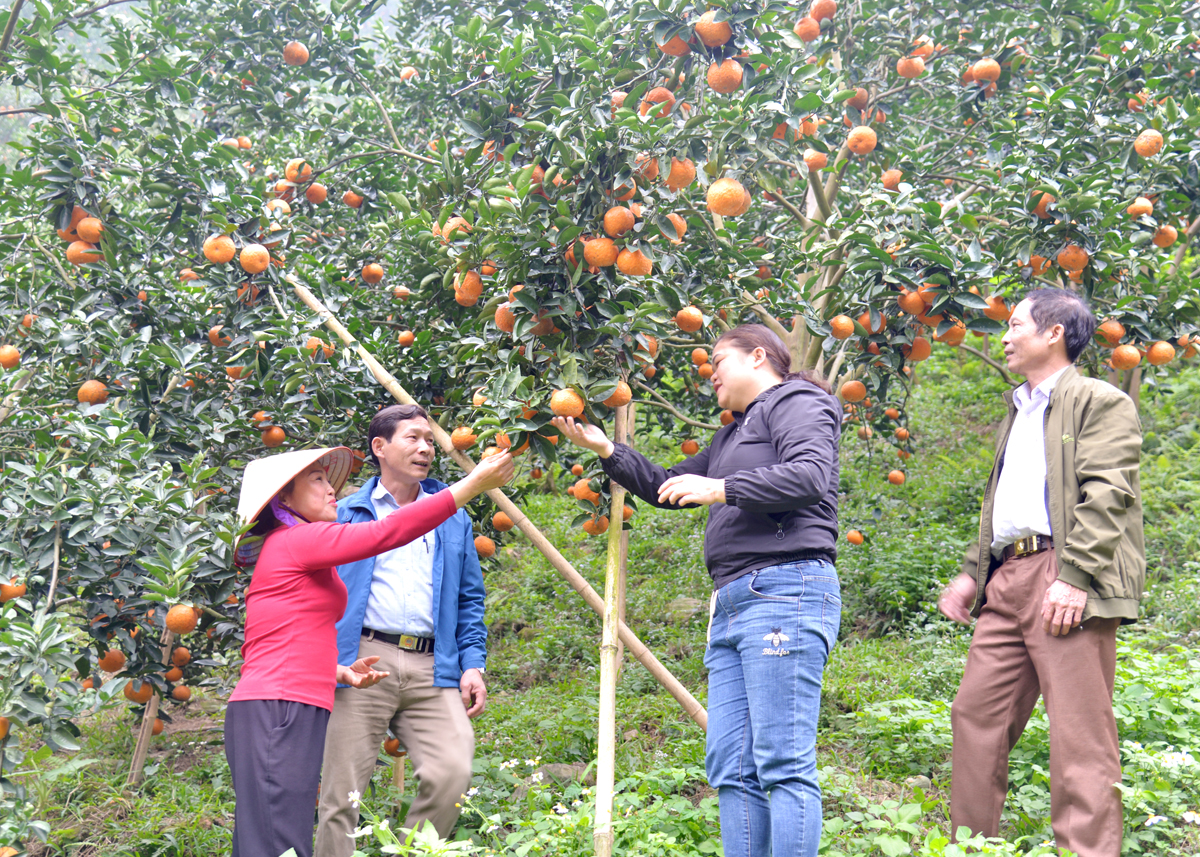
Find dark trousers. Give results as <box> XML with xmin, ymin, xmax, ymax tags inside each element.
<box><xmin>225</xmin><ymin>699</ymin><xmax>331</xmax><ymax>857</ymax></box>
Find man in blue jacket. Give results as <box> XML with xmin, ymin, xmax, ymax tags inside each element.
<box><xmin>315</xmin><ymin>403</ymin><xmax>487</xmax><ymax>855</ymax></box>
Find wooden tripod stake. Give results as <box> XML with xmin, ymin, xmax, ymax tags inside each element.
<box><xmin>126</xmin><ymin>627</ymin><xmax>174</xmax><ymax>786</ymax></box>
<box><xmin>292</xmin><ymin>284</ymin><xmax>707</xmax><ymax>731</ymax></box>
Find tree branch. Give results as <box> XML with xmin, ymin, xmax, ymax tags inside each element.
<box><xmin>807</xmin><ymin>167</ymin><xmax>833</xmax><ymax>222</ymax></box>
<box><xmin>630</xmin><ymin>382</ymin><xmax>720</xmax><ymax>431</ymax></box>
<box><xmin>0</xmin><ymin>0</ymin><xmax>25</xmax><ymax>55</ymax></box>
<box><xmin>349</xmin><ymin>70</ymin><xmax>439</xmax><ymax>166</ymax></box>
<box><xmin>30</xmin><ymin>235</ymin><xmax>77</xmax><ymax>290</ymax></box>
<box><xmin>39</xmin><ymin>521</ymin><xmax>62</xmax><ymax>615</ymax></box>
<box><xmin>958</xmin><ymin>343</ymin><xmax>1016</xmax><ymax>385</ymax></box>
<box><xmin>738</xmin><ymin>290</ymin><xmax>789</xmax><ymax>341</ymax></box>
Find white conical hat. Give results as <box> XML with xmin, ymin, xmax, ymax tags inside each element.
<box><xmin>234</xmin><ymin>446</ymin><xmax>354</xmax><ymax>566</ymax></box>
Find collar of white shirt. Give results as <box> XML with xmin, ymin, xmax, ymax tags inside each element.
<box><xmin>371</xmin><ymin>480</ymin><xmax>424</xmax><ymax>509</ymax></box>
<box><xmin>1012</xmin><ymin>365</ymin><xmax>1069</xmax><ymax>411</ymax></box>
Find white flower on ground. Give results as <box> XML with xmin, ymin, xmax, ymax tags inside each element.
<box><xmin>348</xmin><ymin>789</ymin><xmax>361</xmax><ymax>809</ymax></box>
<box><xmin>530</xmin><ymin>771</ymin><xmax>544</xmax><ymax>783</ymax></box>
<box><xmin>1161</xmin><ymin>751</ymin><xmax>1196</xmax><ymax>767</ymax></box>
<box><xmin>1145</xmin><ymin>815</ymin><xmax>1167</xmax><ymax>827</ymax></box>
<box><xmin>1181</xmin><ymin>810</ymin><xmax>1200</xmax><ymax>824</ymax></box>
<box><xmin>467</xmin><ymin>786</ymin><xmax>479</xmax><ymax>797</ymax></box>
<box><xmin>554</xmin><ymin>802</ymin><xmax>569</xmax><ymax>814</ymax></box>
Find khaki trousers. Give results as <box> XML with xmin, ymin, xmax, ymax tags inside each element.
<box><xmin>314</xmin><ymin>637</ymin><xmax>474</xmax><ymax>857</ymax></box>
<box><xmin>950</xmin><ymin>548</ymin><xmax>1123</xmax><ymax>857</ymax></box>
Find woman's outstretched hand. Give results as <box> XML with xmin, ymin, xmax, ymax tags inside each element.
<box><xmin>657</xmin><ymin>474</ymin><xmax>726</xmax><ymax>507</ymax></box>
<box><xmin>449</xmin><ymin>449</ymin><xmax>515</xmax><ymax>507</ymax></box>
<box><xmin>550</xmin><ymin>416</ymin><xmax>615</xmax><ymax>458</ymax></box>
<box><xmin>337</xmin><ymin>655</ymin><xmax>390</xmax><ymax>689</ymax></box>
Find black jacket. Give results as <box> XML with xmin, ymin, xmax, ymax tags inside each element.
<box><xmin>601</xmin><ymin>379</ymin><xmax>840</xmax><ymax>589</ymax></box>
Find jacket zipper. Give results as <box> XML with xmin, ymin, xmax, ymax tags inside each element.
<box><xmin>976</xmin><ymin>397</ymin><xmax>1017</xmax><ymax>604</ymax></box>
<box><xmin>776</xmin><ymin>521</ymin><xmax>785</xmax><ymax>540</ymax></box>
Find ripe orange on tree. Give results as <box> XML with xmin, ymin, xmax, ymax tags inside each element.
<box><xmin>720</xmin><ymin>409</ymin><xmax>734</xmax><ymax>426</ymax></box>
<box><xmin>897</xmin><ymin>289</ymin><xmax>926</xmax><ymax>314</ymax></box>
<box><xmin>896</xmin><ymin>56</ymin><xmax>925</xmax><ymax>78</ymax></box>
<box><xmin>164</xmin><ymin>666</ymin><xmax>183</xmax><ymax>682</ymax></box>
<box><xmin>984</xmin><ymin>295</ymin><xmax>1011</xmax><ymax>321</ymax></box>
<box><xmin>1</xmin><ymin>577</ymin><xmax>26</xmax><ymax>601</ymax></box>
<box><xmin>166</xmin><ymin>604</ymin><xmax>198</xmax><ymax>634</ymax></box>
<box><xmin>1056</xmin><ymin>244</ymin><xmax>1089</xmax><ymax>271</ymax></box>
<box><xmin>571</xmin><ymin>463</ymin><xmax>584</xmax><ymax>476</ymax></box>
<box><xmin>691</xmin><ymin>348</ymin><xmax>710</xmax><ymax>365</ymax></box>
<box><xmin>172</xmin><ymin>647</ymin><xmax>191</xmax><ymax>667</ymax></box>
<box><xmin>582</xmin><ymin>515</ymin><xmax>610</xmax><ymax>536</ymax></box>
<box><xmin>97</xmin><ymin>649</ymin><xmax>126</xmax><ymax>673</ymax></box>
<box><xmin>839</xmin><ymin>380</ymin><xmax>866</xmax><ymax>402</ymax></box>
<box><xmin>76</xmin><ymin>217</ymin><xmax>104</xmax><ymax>243</ymax></box>
<box><xmin>77</xmin><ymin>379</ymin><xmax>108</xmax><ymax>404</ymax></box>
<box><xmin>451</xmin><ymin>426</ymin><xmax>477</xmax><ymax>450</ymax></box>
<box><xmin>675</xmin><ymin>306</ymin><xmax>704</xmax><ymax>333</ymax></box>
<box><xmin>151</xmin><ymin>718</ymin><xmax>164</xmax><ymax>736</ymax></box>
<box><xmin>494</xmin><ymin>303</ymin><xmax>516</xmax><ymax>333</ymax></box>
<box><xmin>846</xmin><ymin>529</ymin><xmax>864</xmax><ymax>545</ymax></box>
<box><xmin>493</xmin><ymin>512</ymin><xmax>515</xmax><ymax>532</ymax></box>
<box><xmin>550</xmin><ymin>388</ymin><xmax>586</xmax><ymax>417</ymax></box>
<box><xmin>393</xmin><ymin>285</ymin><xmax>411</xmax><ymax>300</ymax></box>
<box><xmin>846</xmin><ymin>126</ymin><xmax>877</xmax><ymax>155</ymax></box>
<box><xmin>66</xmin><ymin>241</ymin><xmax>102</xmax><ymax>265</ymax></box>
<box><xmin>793</xmin><ymin>17</ymin><xmax>820</xmax><ymax>41</ymax></box>
<box><xmin>856</xmin><ymin>311</ymin><xmax>886</xmax><ymax>334</ymax></box>
<box><xmin>658</xmin><ymin>35</ymin><xmax>691</xmax><ymax>56</ymax></box>
<box><xmin>343</xmin><ymin>190</ymin><xmax>364</xmax><ymax>208</ymax></box>
<box><xmin>828</xmin><ymin>315</ymin><xmax>855</xmax><ymax>340</ymax></box>
<box><xmin>603</xmin><ymin>206</ymin><xmax>634</xmax><ymax>237</ymax></box>
<box><xmin>305</xmin><ymin>336</ymin><xmax>335</xmax><ymax>359</ymax></box>
<box><xmin>0</xmin><ymin>345</ymin><xmax>19</xmax><ymax>370</ymax></box>
<box><xmin>698</xmin><ymin>363</ymin><xmax>714</xmax><ymax>379</ymax></box>
<box><xmin>1095</xmin><ymin>319</ymin><xmax>1125</xmax><ymax>347</ymax></box>
<box><xmin>616</xmin><ymin>249</ymin><xmax>652</xmax><ymax>276</ymax></box>
<box><xmin>603</xmin><ymin>380</ymin><xmax>632</xmax><ymax>408</ymax></box>
<box><xmin>972</xmin><ymin>57</ymin><xmax>1001</xmax><ymax>82</ymax></box>
<box><xmin>239</xmin><ymin>243</ymin><xmax>270</xmax><ymax>274</ymax></box>
<box><xmin>208</xmin><ymin>325</ymin><xmax>231</xmax><ymax>347</ymax></box>
<box><xmin>639</xmin><ymin>86</ymin><xmax>676</xmax><ymax>118</ymax></box>
<box><xmin>803</xmin><ymin>149</ymin><xmax>827</xmax><ymax>171</ymax></box>
<box><xmin>305</xmin><ymin>183</ymin><xmax>327</xmax><ymax>204</ymax></box>
<box><xmin>1126</xmin><ymin>197</ymin><xmax>1153</xmax><ymax>219</ymax></box>
<box><xmin>283</xmin><ymin>40</ymin><xmax>309</xmax><ymax>66</ymax></box>
<box><xmin>902</xmin><ymin>337</ymin><xmax>932</xmax><ymax>362</ymax></box>
<box><xmin>362</xmin><ymin>263</ymin><xmax>384</xmax><ymax>283</ymax></box>
<box><xmin>284</xmin><ymin>158</ymin><xmax>312</xmax><ymax>183</ymax></box>
<box><xmin>663</xmin><ymin>158</ymin><xmax>696</xmax><ymax>191</ymax></box>
<box><xmin>809</xmin><ymin>0</ymin><xmax>836</xmax><ymax>21</ymax></box>
<box><xmin>1153</xmin><ymin>225</ymin><xmax>1177</xmax><ymax>248</ymax></box>
<box><xmin>681</xmin><ymin>439</ymin><xmax>700</xmax><ymax>456</ymax></box>
<box><xmin>695</xmin><ymin>10</ymin><xmax>733</xmax><ymax>46</ymax></box>
<box><xmin>1111</xmin><ymin>344</ymin><xmax>1141</xmax><ymax>370</ymax></box>
<box><xmin>124</xmin><ymin>680</ymin><xmax>154</xmax><ymax>704</ymax></box>
<box><xmin>203</xmin><ymin>234</ymin><xmax>236</xmax><ymax>264</ymax></box>
<box><xmin>400</xmin><ymin>66</ymin><xmax>419</xmax><ymax>81</ymax></box>
<box><xmin>1133</xmin><ymin>129</ymin><xmax>1163</xmax><ymax>158</ymax></box>
<box><xmin>262</xmin><ymin>426</ymin><xmax>287</xmax><ymax>447</ymax></box>
<box><xmin>584</xmin><ymin>237</ymin><xmax>618</xmax><ymax>267</ymax></box>
<box><xmin>172</xmin><ymin>686</ymin><xmax>192</xmax><ymax>702</ymax></box>
<box><xmin>887</xmin><ymin>470</ymin><xmax>906</xmax><ymax>486</ymax></box>
<box><xmin>881</xmin><ymin>169</ymin><xmax>902</xmax><ymax>190</ymax></box>
<box><xmin>397</xmin><ymin>330</ymin><xmax>415</xmax><ymax>347</ymax></box>
<box><xmin>706</xmin><ymin>59</ymin><xmax>743</xmax><ymax>94</ymax></box>
<box><xmin>1146</xmin><ymin>341</ymin><xmax>1175</xmax><ymax>365</ymax></box>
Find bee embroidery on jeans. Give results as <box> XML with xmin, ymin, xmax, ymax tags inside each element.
<box><xmin>762</xmin><ymin>627</ymin><xmax>790</xmax><ymax>656</ymax></box>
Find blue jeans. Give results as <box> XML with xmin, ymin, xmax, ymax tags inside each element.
<box><xmin>705</xmin><ymin>560</ymin><xmax>841</xmax><ymax>857</ymax></box>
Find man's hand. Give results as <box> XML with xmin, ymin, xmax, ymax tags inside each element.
<box><xmin>938</xmin><ymin>573</ymin><xmax>977</xmax><ymax>625</ymax></box>
<box><xmin>657</xmin><ymin>474</ymin><xmax>725</xmax><ymax>507</ymax></box>
<box><xmin>337</xmin><ymin>655</ymin><xmax>390</xmax><ymax>689</ymax></box>
<box><xmin>1042</xmin><ymin>579</ymin><xmax>1088</xmax><ymax>636</ymax></box>
<box><xmin>460</xmin><ymin>668</ymin><xmax>487</xmax><ymax>718</ymax></box>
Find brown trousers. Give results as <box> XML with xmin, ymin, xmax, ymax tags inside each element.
<box><xmin>314</xmin><ymin>638</ymin><xmax>475</xmax><ymax>857</ymax></box>
<box><xmin>950</xmin><ymin>548</ymin><xmax>1123</xmax><ymax>857</ymax></box>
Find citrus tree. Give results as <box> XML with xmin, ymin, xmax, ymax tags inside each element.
<box><xmin>1</xmin><ymin>0</ymin><xmax>1198</xmax><ymax>843</ymax></box>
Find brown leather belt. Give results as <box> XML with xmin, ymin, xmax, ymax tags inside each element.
<box><xmin>362</xmin><ymin>629</ymin><xmax>434</xmax><ymax>653</ymax></box>
<box><xmin>1000</xmin><ymin>534</ymin><xmax>1053</xmax><ymax>562</ymax></box>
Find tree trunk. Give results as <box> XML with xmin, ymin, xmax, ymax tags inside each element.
<box><xmin>126</xmin><ymin>628</ymin><xmax>173</xmax><ymax>786</ymax></box>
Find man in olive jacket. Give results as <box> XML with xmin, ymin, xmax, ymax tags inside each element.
<box><xmin>939</xmin><ymin>289</ymin><xmax>1143</xmax><ymax>857</ymax></box>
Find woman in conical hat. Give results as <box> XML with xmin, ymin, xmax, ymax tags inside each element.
<box><xmin>224</xmin><ymin>445</ymin><xmax>513</xmax><ymax>857</ymax></box>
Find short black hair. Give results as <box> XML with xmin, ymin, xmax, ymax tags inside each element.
<box><xmin>1025</xmin><ymin>288</ymin><xmax>1097</xmax><ymax>362</ymax></box>
<box><xmin>366</xmin><ymin>403</ymin><xmax>430</xmax><ymax>467</ymax></box>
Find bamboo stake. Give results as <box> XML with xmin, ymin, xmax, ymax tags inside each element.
<box><xmin>0</xmin><ymin>367</ymin><xmax>34</xmax><ymax>425</ymax></box>
<box><xmin>292</xmin><ymin>284</ymin><xmax>708</xmax><ymax>730</ymax></box>
<box><xmin>393</xmin><ymin>751</ymin><xmax>407</xmax><ymax>811</ymax></box>
<box><xmin>593</xmin><ymin>405</ymin><xmax>629</xmax><ymax>856</ymax></box>
<box><xmin>127</xmin><ymin>628</ymin><xmax>173</xmax><ymax>786</ymax></box>
<box><xmin>616</xmin><ymin>404</ymin><xmax>633</xmax><ymax>673</ymax></box>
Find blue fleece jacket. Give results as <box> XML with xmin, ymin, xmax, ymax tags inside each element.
<box><xmin>333</xmin><ymin>476</ymin><xmax>487</xmax><ymax>688</ymax></box>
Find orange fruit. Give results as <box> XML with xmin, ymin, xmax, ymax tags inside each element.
<box><xmin>793</xmin><ymin>17</ymin><xmax>820</xmax><ymax>41</ymax></box>
<box><xmin>451</xmin><ymin>426</ymin><xmax>477</xmax><ymax>450</ymax></box>
<box><xmin>983</xmin><ymin>295</ymin><xmax>1011</xmax><ymax>321</ymax></box>
<box><xmin>164</xmin><ymin>666</ymin><xmax>183</xmax><ymax>682</ymax></box>
<box><xmin>720</xmin><ymin>409</ymin><xmax>734</xmax><ymax>425</ymax></box>
<box><xmin>603</xmin><ymin>380</ymin><xmax>632</xmax><ymax>408</ymax></box>
<box><xmin>76</xmin><ymin>217</ymin><xmax>104</xmax><ymax>243</ymax></box>
<box><xmin>283</xmin><ymin>40</ymin><xmax>309</xmax><ymax>66</ymax></box>
<box><xmin>1126</xmin><ymin>197</ymin><xmax>1153</xmax><ymax>219</ymax></box>
<box><xmin>1056</xmin><ymin>244</ymin><xmax>1089</xmax><ymax>271</ymax></box>
<box><xmin>639</xmin><ymin>86</ymin><xmax>676</xmax><ymax>118</ymax></box>
<box><xmin>829</xmin><ymin>315</ymin><xmax>855</xmax><ymax>340</ymax></box>
<box><xmin>1095</xmin><ymin>319</ymin><xmax>1125</xmax><ymax>347</ymax></box>
<box><xmin>66</xmin><ymin>241</ymin><xmax>102</xmax><ymax>265</ymax></box>
<box><xmin>910</xmin><ymin>36</ymin><xmax>935</xmax><ymax>58</ymax></box>
<box><xmin>362</xmin><ymin>263</ymin><xmax>384</xmax><ymax>283</ymax></box>
<box><xmin>972</xmin><ymin>58</ymin><xmax>1001</xmax><ymax>82</ymax></box>
<box><xmin>305</xmin><ymin>336</ymin><xmax>335</xmax><ymax>359</ymax></box>
<box><xmin>698</xmin><ymin>363</ymin><xmax>714</xmax><ymax>379</ymax></box>
<box><xmin>20</xmin><ymin>313</ymin><xmax>34</xmax><ymax>331</ymax></box>
<box><xmin>604</xmin><ymin>206</ymin><xmax>635</xmax><ymax>237</ymax></box>
<box><xmin>393</xmin><ymin>285</ymin><xmax>411</xmax><ymax>300</ymax></box>
<box><xmin>384</xmin><ymin>737</ymin><xmax>405</xmax><ymax>757</ymax></box>
<box><xmin>124</xmin><ymin>680</ymin><xmax>154</xmax><ymax>704</ymax></box>
<box><xmin>208</xmin><ymin>326</ymin><xmax>231</xmax><ymax>347</ymax></box>
<box><xmin>695</xmin><ymin>10</ymin><xmax>733</xmax><ymax>46</ymax></box>
<box><xmin>166</xmin><ymin>604</ymin><xmax>198</xmax><ymax>634</ymax></box>
<box><xmin>664</xmin><ymin>158</ymin><xmax>697</xmax><ymax>191</ymax></box>
<box><xmin>634</xmin><ymin>154</ymin><xmax>660</xmax><ymax>181</ymax></box>
<box><xmin>0</xmin><ymin>345</ymin><xmax>19</xmax><ymax>370</ymax></box>
<box><xmin>1111</xmin><ymin>344</ymin><xmax>1141</xmax><ymax>370</ymax></box>
<box><xmin>1031</xmin><ymin>190</ymin><xmax>1055</xmax><ymax>219</ymax></box>
<box><xmin>1153</xmin><ymin>225</ymin><xmax>1178</xmax><ymax>248</ymax></box>
<box><xmin>897</xmin><ymin>289</ymin><xmax>925</xmax><ymax>314</ymax></box>
<box><xmin>707</xmin><ymin>178</ymin><xmax>746</xmax><ymax>216</ymax></box>
<box><xmin>887</xmin><ymin>470</ymin><xmax>906</xmax><ymax>486</ymax></box>
<box><xmin>284</xmin><ymin>158</ymin><xmax>312</xmax><ymax>183</ymax></box>
<box><xmin>0</xmin><ymin>577</ymin><xmax>26</xmax><ymax>602</ymax></box>
<box><xmin>1133</xmin><ymin>129</ymin><xmax>1163</xmax><ymax>157</ymax></box>
<box><xmin>681</xmin><ymin>439</ymin><xmax>700</xmax><ymax>456</ymax></box>
<box><xmin>98</xmin><ymin>649</ymin><xmax>126</xmax><ymax>673</ymax></box>
<box><xmin>495</xmin><ymin>303</ymin><xmax>516</xmax><ymax>333</ymax></box>
<box><xmin>203</xmin><ymin>234</ymin><xmax>236</xmax><ymax>264</ymax></box>
<box><xmin>675</xmin><ymin>306</ymin><xmax>704</xmax><ymax>333</ymax></box>
<box><xmin>171</xmin><ymin>647</ymin><xmax>191</xmax><ymax>667</ymax></box>
<box><xmin>474</xmin><ymin>536</ymin><xmax>496</xmax><ymax>558</ymax></box>
<box><xmin>691</xmin><ymin>347</ymin><xmax>710</xmax><ymax>365</ymax></box>
<box><xmin>262</xmin><ymin>426</ymin><xmax>286</xmax><ymax>447</ymax></box>
<box><xmin>846</xmin><ymin>126</ymin><xmax>877</xmax><ymax>155</ymax></box>
<box><xmin>491</xmin><ymin>512</ymin><xmax>515</xmax><ymax>535</ymax></box>
<box><xmin>857</xmin><ymin>426</ymin><xmax>872</xmax><ymax>440</ymax></box>
<box><xmin>809</xmin><ymin>0</ymin><xmax>836</xmax><ymax>21</ymax></box>
<box><xmin>151</xmin><ymin>717</ymin><xmax>164</xmax><ymax>736</ymax></box>
<box><xmin>803</xmin><ymin>149</ymin><xmax>827</xmax><ymax>171</ymax></box>
<box><xmin>1027</xmin><ymin>255</ymin><xmax>1051</xmax><ymax>276</ymax></box>
<box><xmin>839</xmin><ymin>379</ymin><xmax>866</xmax><ymax>402</ymax></box>
<box><xmin>582</xmin><ymin>515</ymin><xmax>610</xmax><ymax>536</ymax></box>
<box><xmin>305</xmin><ymin>183</ymin><xmax>327</xmax><ymax>204</ymax></box>
<box><xmin>902</xmin><ymin>336</ymin><xmax>932</xmax><ymax>362</ymax></box>
<box><xmin>550</xmin><ymin>388</ymin><xmax>586</xmax><ymax>417</ymax></box>
<box><xmin>658</xmin><ymin>35</ymin><xmax>692</xmax><ymax>56</ymax></box>
<box><xmin>846</xmin><ymin>529</ymin><xmax>864</xmax><ymax>545</ymax></box>
<box><xmin>584</xmin><ymin>237</ymin><xmax>619</xmax><ymax>267</ymax></box>
<box><xmin>237</xmin><ymin>136</ymin><xmax>252</xmax><ymax>149</ymax></box>
<box><xmin>77</xmin><ymin>379</ymin><xmax>108</xmax><ymax>404</ymax></box>
<box><xmin>400</xmin><ymin>66</ymin><xmax>419</xmax><ymax>80</ymax></box>
<box><xmin>856</xmin><ymin>311</ymin><xmax>886</xmax><ymax>334</ymax></box>
<box><xmin>616</xmin><ymin>249</ymin><xmax>652</xmax><ymax>276</ymax></box>
<box><xmin>706</xmin><ymin>59</ymin><xmax>743</xmax><ymax>94</ymax></box>
<box><xmin>896</xmin><ymin>56</ymin><xmax>925</xmax><ymax>78</ymax></box>
<box><xmin>239</xmin><ymin>243</ymin><xmax>270</xmax><ymax>274</ymax></box>
<box><xmin>397</xmin><ymin>330</ymin><xmax>415</xmax><ymax>347</ymax></box>
<box><xmin>172</xmin><ymin>686</ymin><xmax>192</xmax><ymax>702</ymax></box>
<box><xmin>265</xmin><ymin>198</ymin><xmax>292</xmax><ymax>218</ymax></box>
<box><xmin>1147</xmin><ymin>341</ymin><xmax>1175</xmax><ymax>365</ymax></box>
<box><xmin>665</xmin><ymin>213</ymin><xmax>688</xmax><ymax>244</ymax></box>
<box><xmin>343</xmin><ymin>190</ymin><xmax>364</xmax><ymax>208</ymax></box>
<box><xmin>571</xmin><ymin>464</ymin><xmax>584</xmax><ymax>477</ymax></box>
<box><xmin>881</xmin><ymin>168</ymin><xmax>903</xmax><ymax>190</ymax></box>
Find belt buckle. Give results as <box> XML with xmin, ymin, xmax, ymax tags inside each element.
<box><xmin>1013</xmin><ymin>536</ymin><xmax>1038</xmax><ymax>558</ymax></box>
<box><xmin>398</xmin><ymin>634</ymin><xmax>418</xmax><ymax>651</ymax></box>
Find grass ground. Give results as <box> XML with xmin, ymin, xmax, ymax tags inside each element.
<box><xmin>9</xmin><ymin>345</ymin><xmax>1200</xmax><ymax>856</ymax></box>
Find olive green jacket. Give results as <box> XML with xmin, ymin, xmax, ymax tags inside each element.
<box><xmin>961</xmin><ymin>365</ymin><xmax>1145</xmax><ymax>623</ymax></box>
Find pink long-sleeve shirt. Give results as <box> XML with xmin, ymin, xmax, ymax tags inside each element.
<box><xmin>229</xmin><ymin>491</ymin><xmax>456</xmax><ymax>710</ymax></box>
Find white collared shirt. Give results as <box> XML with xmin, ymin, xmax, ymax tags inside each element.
<box><xmin>990</xmin><ymin>366</ymin><xmax>1069</xmax><ymax>556</ymax></box>
<box><xmin>362</xmin><ymin>483</ymin><xmax>436</xmax><ymax>636</ymax></box>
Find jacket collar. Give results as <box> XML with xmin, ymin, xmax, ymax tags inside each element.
<box><xmin>342</xmin><ymin>475</ymin><xmax>450</xmax><ymax>513</ymax></box>
<box><xmin>1003</xmin><ymin>363</ymin><xmax>1079</xmax><ymax>409</ymax></box>
<box><xmin>732</xmin><ymin>380</ymin><xmax>789</xmax><ymax>424</ymax></box>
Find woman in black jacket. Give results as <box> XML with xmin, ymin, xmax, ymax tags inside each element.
<box><xmin>552</xmin><ymin>324</ymin><xmax>841</xmax><ymax>857</ymax></box>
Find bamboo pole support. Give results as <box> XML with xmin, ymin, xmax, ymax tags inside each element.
<box><xmin>393</xmin><ymin>751</ymin><xmax>407</xmax><ymax>811</ymax></box>
<box><xmin>593</xmin><ymin>405</ymin><xmax>629</xmax><ymax>856</ymax></box>
<box><xmin>126</xmin><ymin>628</ymin><xmax>174</xmax><ymax>786</ymax></box>
<box><xmin>292</xmin><ymin>284</ymin><xmax>708</xmax><ymax>731</ymax></box>
<box><xmin>616</xmin><ymin>404</ymin><xmax>633</xmax><ymax>674</ymax></box>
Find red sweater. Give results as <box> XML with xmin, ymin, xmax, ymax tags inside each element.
<box><xmin>229</xmin><ymin>491</ymin><xmax>457</xmax><ymax>710</ymax></box>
